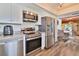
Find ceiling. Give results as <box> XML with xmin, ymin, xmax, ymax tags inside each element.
<box><xmin>47</xmin><ymin>3</ymin><xmax>76</xmax><ymax>11</ymax></box>
<box><xmin>35</xmin><ymin>3</ymin><xmax>79</xmax><ymax>15</ymax></box>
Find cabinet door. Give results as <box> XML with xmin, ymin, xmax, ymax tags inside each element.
<box><xmin>11</xmin><ymin>4</ymin><xmax>22</xmax><ymax>23</ymax></box>
<box><xmin>17</xmin><ymin>40</ymin><xmax>23</xmax><ymax>56</ymax></box>
<box><xmin>0</xmin><ymin>43</ymin><xmax>6</xmax><ymax>56</ymax></box>
<box><xmin>0</xmin><ymin>3</ymin><xmax>11</xmax><ymax>22</ymax></box>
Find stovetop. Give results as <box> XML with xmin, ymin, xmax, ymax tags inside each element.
<box><xmin>21</xmin><ymin>27</ymin><xmax>41</xmax><ymax>39</ymax></box>
<box><xmin>25</xmin><ymin>31</ymin><xmax>41</xmax><ymax>39</ymax></box>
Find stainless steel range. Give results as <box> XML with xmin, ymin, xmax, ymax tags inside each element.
<box><xmin>21</xmin><ymin>27</ymin><xmax>41</xmax><ymax>54</ymax></box>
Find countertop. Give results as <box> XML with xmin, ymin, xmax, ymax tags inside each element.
<box><xmin>0</xmin><ymin>32</ymin><xmax>24</xmax><ymax>43</ymax></box>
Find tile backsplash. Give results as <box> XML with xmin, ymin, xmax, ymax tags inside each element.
<box><xmin>0</xmin><ymin>24</ymin><xmax>21</xmax><ymax>35</ymax></box>
<box><xmin>21</xmin><ymin>22</ymin><xmax>38</xmax><ymax>31</ymax></box>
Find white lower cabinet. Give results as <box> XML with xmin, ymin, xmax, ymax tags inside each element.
<box><xmin>17</xmin><ymin>40</ymin><xmax>23</xmax><ymax>56</ymax></box>
<box><xmin>0</xmin><ymin>43</ymin><xmax>6</xmax><ymax>56</ymax></box>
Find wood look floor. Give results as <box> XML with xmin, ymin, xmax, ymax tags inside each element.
<box><xmin>26</xmin><ymin>41</ymin><xmax>79</xmax><ymax>56</ymax></box>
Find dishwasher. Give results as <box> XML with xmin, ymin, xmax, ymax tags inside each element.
<box><xmin>0</xmin><ymin>40</ymin><xmax>23</xmax><ymax>56</ymax></box>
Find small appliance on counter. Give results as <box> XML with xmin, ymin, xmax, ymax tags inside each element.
<box><xmin>3</xmin><ymin>25</ymin><xmax>13</xmax><ymax>36</ymax></box>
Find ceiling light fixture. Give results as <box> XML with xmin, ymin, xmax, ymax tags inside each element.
<box><xmin>59</xmin><ymin>3</ymin><xmax>63</xmax><ymax>7</ymax></box>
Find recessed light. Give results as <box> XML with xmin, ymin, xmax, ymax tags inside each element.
<box><xmin>26</xmin><ymin>11</ymin><xmax>29</xmax><ymax>14</ymax></box>
<box><xmin>30</xmin><ymin>12</ymin><xmax>33</xmax><ymax>15</ymax></box>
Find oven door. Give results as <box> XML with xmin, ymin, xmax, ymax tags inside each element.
<box><xmin>26</xmin><ymin>37</ymin><xmax>41</xmax><ymax>53</ymax></box>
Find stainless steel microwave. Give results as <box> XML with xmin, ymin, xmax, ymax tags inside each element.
<box><xmin>23</xmin><ymin>11</ymin><xmax>38</xmax><ymax>22</ymax></box>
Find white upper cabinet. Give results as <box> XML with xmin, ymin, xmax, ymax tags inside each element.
<box><xmin>0</xmin><ymin>3</ymin><xmax>22</xmax><ymax>24</ymax></box>
<box><xmin>0</xmin><ymin>3</ymin><xmax>11</xmax><ymax>22</ymax></box>
<box><xmin>11</xmin><ymin>4</ymin><xmax>22</xmax><ymax>24</ymax></box>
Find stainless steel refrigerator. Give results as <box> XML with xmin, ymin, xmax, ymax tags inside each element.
<box><xmin>40</xmin><ymin>16</ymin><xmax>55</xmax><ymax>48</ymax></box>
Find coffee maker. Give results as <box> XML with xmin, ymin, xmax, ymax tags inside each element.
<box><xmin>3</xmin><ymin>25</ymin><xmax>13</xmax><ymax>36</ymax></box>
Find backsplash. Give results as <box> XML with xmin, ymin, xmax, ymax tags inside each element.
<box><xmin>21</xmin><ymin>22</ymin><xmax>38</xmax><ymax>31</ymax></box>
<box><xmin>0</xmin><ymin>24</ymin><xmax>21</xmax><ymax>35</ymax></box>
